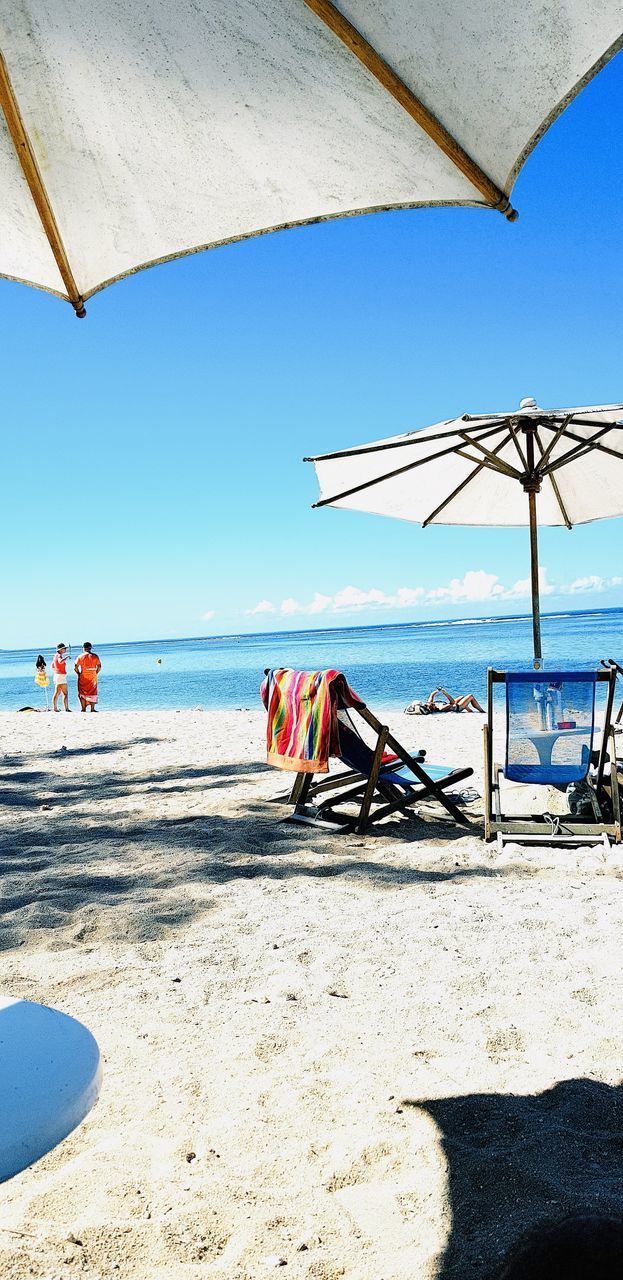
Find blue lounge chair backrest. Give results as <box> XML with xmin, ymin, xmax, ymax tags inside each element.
<box><xmin>337</xmin><ymin>714</ymin><xmax>375</xmax><ymax>775</ymax></box>
<box><xmin>504</xmin><ymin>671</ymin><xmax>596</xmax><ymax>785</ymax></box>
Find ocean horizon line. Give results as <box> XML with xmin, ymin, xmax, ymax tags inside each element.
<box><xmin>3</xmin><ymin>603</ymin><xmax>622</xmax><ymax>655</ymax></box>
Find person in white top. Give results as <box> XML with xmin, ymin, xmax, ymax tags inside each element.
<box><xmin>51</xmin><ymin>643</ymin><xmax>71</xmax><ymax>712</ymax></box>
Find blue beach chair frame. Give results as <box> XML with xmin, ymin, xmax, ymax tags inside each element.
<box><xmin>284</xmin><ymin>699</ymin><xmax>474</xmax><ymax>834</ymax></box>
<box><xmin>484</xmin><ymin>666</ymin><xmax>621</xmax><ymax>847</ymax></box>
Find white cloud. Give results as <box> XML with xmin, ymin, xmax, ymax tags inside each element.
<box><xmin>246</xmin><ymin>565</ymin><xmax>622</xmax><ymax>620</ymax></box>
<box><xmin>427</xmin><ymin>567</ymin><xmax>556</xmax><ymax>605</ymax></box>
<box><xmin>332</xmin><ymin>585</ymin><xmax>426</xmax><ymax>611</ymax></box>
<box><xmin>502</xmin><ymin>566</ymin><xmax>556</xmax><ymax>600</ymax></box>
<box><xmin>247</xmin><ymin>599</ymin><xmax>276</xmax><ymax>615</ymax></box>
<box><xmin>499</xmin><ymin>576</ymin><xmax>530</xmax><ymax>599</ymax></box>
<box><xmin>306</xmin><ymin>592</ymin><xmax>333</xmax><ymax>615</ymax></box>
<box><xmin>280</xmin><ymin>592</ymin><xmax>334</xmax><ymax>616</ymax></box>
<box><xmin>333</xmin><ymin>585</ymin><xmax>393</xmax><ymax>610</ymax></box>
<box><xmin>563</xmin><ymin>573</ymin><xmax>623</xmax><ymax>595</ymax></box>
<box><xmin>566</xmin><ymin>574</ymin><xmax>605</xmax><ymax>594</ymax></box>
<box><xmin>200</xmin><ymin>610</ymin><xmax>216</xmax><ymax>621</ymax></box>
<box><xmin>396</xmin><ymin>586</ymin><xmax>426</xmax><ymax>606</ymax></box>
<box><xmin>427</xmin><ymin>569</ymin><xmax>504</xmax><ymax>604</ymax></box>
<box><xmin>280</xmin><ymin>597</ymin><xmax>301</xmax><ymax>616</ymax></box>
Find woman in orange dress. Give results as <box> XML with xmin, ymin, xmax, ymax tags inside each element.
<box><xmin>74</xmin><ymin>642</ymin><xmax>101</xmax><ymax>712</ymax></box>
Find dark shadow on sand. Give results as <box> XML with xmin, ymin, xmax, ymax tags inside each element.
<box><xmin>404</xmin><ymin>1078</ymin><xmax>623</xmax><ymax>1278</ymax></box>
<box><xmin>0</xmin><ymin>747</ymin><xmax>489</xmax><ymax>946</ymax></box>
<box><xmin>3</xmin><ymin>735</ymin><xmax>165</xmax><ymax>763</ymax></box>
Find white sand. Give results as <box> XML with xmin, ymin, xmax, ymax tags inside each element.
<box><xmin>1</xmin><ymin>709</ymin><xmax>622</xmax><ymax>1280</ymax></box>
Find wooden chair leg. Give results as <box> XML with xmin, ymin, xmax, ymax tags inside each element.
<box><xmin>356</xmin><ymin>703</ymin><xmax>467</xmax><ymax>824</ymax></box>
<box><xmin>289</xmin><ymin>771</ymin><xmax>312</xmax><ymax>807</ymax></box>
<box><xmin>608</xmin><ymin>727</ymin><xmax>621</xmax><ymax>842</ymax></box>
<box><xmin>355</xmin><ymin>726</ymin><xmax>388</xmax><ymax>834</ymax></box>
<box><xmin>483</xmin><ymin>722</ymin><xmax>492</xmax><ymax>841</ymax></box>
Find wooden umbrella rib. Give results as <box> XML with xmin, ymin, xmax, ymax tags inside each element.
<box><xmin>422</xmin><ymin>431</ymin><xmax>514</xmax><ymax>526</ymax></box>
<box><xmin>454</xmin><ymin>447</ymin><xmax>512</xmax><ymax>475</ymax></box>
<box><xmin>532</xmin><ymin>416</ymin><xmax>572</xmax><ymax>471</ymax></box>
<box><xmin>301</xmin><ymin>0</ymin><xmax>517</xmax><ymax>219</ymax></box>
<box><xmin>304</xmin><ymin>419</ymin><xmax>506</xmax><ymax>463</ymax></box>
<box><xmin>507</xmin><ymin>423</ymin><xmax>528</xmax><ymax>470</ymax></box>
<box><xmin>562</xmin><ymin>413</ymin><xmax>623</xmax><ymax>426</ymax></box>
<box><xmin>534</xmin><ymin>428</ymin><xmax>572</xmax><ymax>528</ymax></box>
<box><xmin>0</xmin><ymin>48</ymin><xmax>85</xmax><ymax>317</ymax></box>
<box><xmin>461</xmin><ymin>412</ymin><xmax>522</xmax><ymax>421</ymax></box>
<box><xmin>540</xmin><ymin>425</ymin><xmax>616</xmax><ymax>477</ymax></box>
<box><xmin>548</xmin><ymin>474</ymin><xmax>572</xmax><ymax>527</ymax></box>
<box><xmin>551</xmin><ymin>425</ymin><xmax>623</xmax><ymax>465</ymax></box>
<box><xmin>457</xmin><ymin>432</ymin><xmax>522</xmax><ymax>478</ymax></box>
<box><xmin>311</xmin><ymin>426</ymin><xmax>506</xmax><ymax>508</ymax></box>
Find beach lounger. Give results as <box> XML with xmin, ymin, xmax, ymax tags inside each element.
<box><xmin>261</xmin><ymin>668</ymin><xmax>473</xmax><ymax>834</ymax></box>
<box><xmin>599</xmin><ymin>661</ymin><xmax>623</xmax><ymax>811</ymax></box>
<box><xmin>484</xmin><ymin>667</ymin><xmax>621</xmax><ymax>849</ymax></box>
<box><xmin>600</xmin><ymin>658</ymin><xmax>623</xmax><ymax>725</ymax></box>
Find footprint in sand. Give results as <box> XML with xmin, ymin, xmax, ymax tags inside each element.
<box><xmin>254</xmin><ymin>1034</ymin><xmax>287</xmax><ymax>1062</ymax></box>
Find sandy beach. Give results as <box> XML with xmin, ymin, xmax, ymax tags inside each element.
<box><xmin>1</xmin><ymin>708</ymin><xmax>622</xmax><ymax>1279</ymax></box>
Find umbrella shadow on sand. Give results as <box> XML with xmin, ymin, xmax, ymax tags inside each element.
<box><xmin>405</xmin><ymin>1076</ymin><xmax>623</xmax><ymax>1278</ymax></box>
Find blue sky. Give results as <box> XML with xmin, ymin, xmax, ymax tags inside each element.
<box><xmin>2</xmin><ymin>54</ymin><xmax>623</xmax><ymax>649</ymax></box>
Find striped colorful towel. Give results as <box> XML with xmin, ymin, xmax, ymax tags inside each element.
<box><xmin>261</xmin><ymin>669</ymin><xmax>364</xmax><ymax>773</ymax></box>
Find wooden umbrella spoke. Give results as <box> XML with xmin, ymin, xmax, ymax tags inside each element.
<box><xmin>559</xmin><ymin>413</ymin><xmax>623</xmax><ymax>427</ymax></box>
<box><xmin>0</xmin><ymin>49</ymin><xmax>85</xmax><ymax>316</ymax></box>
<box><xmin>454</xmin><ymin>448</ymin><xmax>515</xmax><ymax>476</ymax></box>
<box><xmin>547</xmin><ymin>424</ymin><xmax>623</xmax><ymax>466</ymax></box>
<box><xmin>422</xmin><ymin>432</ymin><xmax>514</xmax><ymax>526</ymax></box>
<box><xmin>540</xmin><ymin>425</ymin><xmax>615</xmax><ymax>476</ymax></box>
<box><xmin>534</xmin><ymin>427</ymin><xmax>572</xmax><ymax>528</ymax></box>
<box><xmin>507</xmin><ymin>423</ymin><xmax>528</xmax><ymax>470</ymax></box>
<box><xmin>305</xmin><ymin>419</ymin><xmax>507</xmax><ymax>462</ymax></box>
<box><xmin>301</xmin><ymin>0</ymin><xmax>517</xmax><ymax>219</ymax></box>
<box><xmin>311</xmin><ymin>424</ymin><xmax>508</xmax><ymax>509</ymax></box>
<box><xmin>457</xmin><ymin>432</ymin><xmax>522</xmax><ymax>479</ymax></box>
<box><xmin>531</xmin><ymin>416</ymin><xmax>572</xmax><ymax>472</ymax></box>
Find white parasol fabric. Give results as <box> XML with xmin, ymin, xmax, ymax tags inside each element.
<box><xmin>307</xmin><ymin>400</ymin><xmax>623</xmax><ymax>663</ymax></box>
<box><xmin>0</xmin><ymin>1</ymin><xmax>622</xmax><ymax>315</ymax></box>
<box><xmin>308</xmin><ymin>403</ymin><xmax>623</xmax><ymax>528</ymax></box>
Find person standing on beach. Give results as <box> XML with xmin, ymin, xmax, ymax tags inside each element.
<box><xmin>51</xmin><ymin>643</ymin><xmax>71</xmax><ymax>712</ymax></box>
<box><xmin>34</xmin><ymin>654</ymin><xmax>50</xmax><ymax>711</ymax></box>
<box><xmin>74</xmin><ymin>642</ymin><xmax>101</xmax><ymax>712</ymax></box>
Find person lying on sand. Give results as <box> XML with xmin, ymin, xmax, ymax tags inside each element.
<box><xmin>405</xmin><ymin>687</ymin><xmax>485</xmax><ymax>715</ymax></box>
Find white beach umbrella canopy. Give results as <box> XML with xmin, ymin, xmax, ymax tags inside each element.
<box><xmin>307</xmin><ymin>400</ymin><xmax>623</xmax><ymax>664</ymax></box>
<box><xmin>0</xmin><ymin>1</ymin><xmax>622</xmax><ymax>316</ymax></box>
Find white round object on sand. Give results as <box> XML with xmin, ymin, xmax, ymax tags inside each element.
<box><xmin>0</xmin><ymin>997</ymin><xmax>102</xmax><ymax>1183</ymax></box>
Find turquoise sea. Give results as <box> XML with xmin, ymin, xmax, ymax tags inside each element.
<box><xmin>0</xmin><ymin>609</ymin><xmax>621</xmax><ymax>713</ymax></box>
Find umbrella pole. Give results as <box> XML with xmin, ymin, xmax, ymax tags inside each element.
<box><xmin>528</xmin><ymin>490</ymin><xmax>542</xmax><ymax>668</ymax></box>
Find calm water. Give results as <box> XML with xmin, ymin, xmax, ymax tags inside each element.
<box><xmin>1</xmin><ymin>610</ymin><xmax>621</xmax><ymax>712</ymax></box>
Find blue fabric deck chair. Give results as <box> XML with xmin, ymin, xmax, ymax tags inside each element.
<box><xmin>284</xmin><ymin>698</ymin><xmax>474</xmax><ymax>834</ymax></box>
<box><xmin>484</xmin><ymin>667</ymin><xmax>621</xmax><ymax>849</ymax></box>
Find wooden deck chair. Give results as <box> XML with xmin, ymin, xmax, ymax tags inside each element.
<box><xmin>600</xmin><ymin>660</ymin><xmax>623</xmax><ymax>814</ymax></box>
<box><xmin>284</xmin><ymin>702</ymin><xmax>474</xmax><ymax>834</ymax></box>
<box><xmin>484</xmin><ymin>667</ymin><xmax>621</xmax><ymax>850</ymax></box>
<box><xmin>600</xmin><ymin>658</ymin><xmax>623</xmax><ymax>724</ymax></box>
